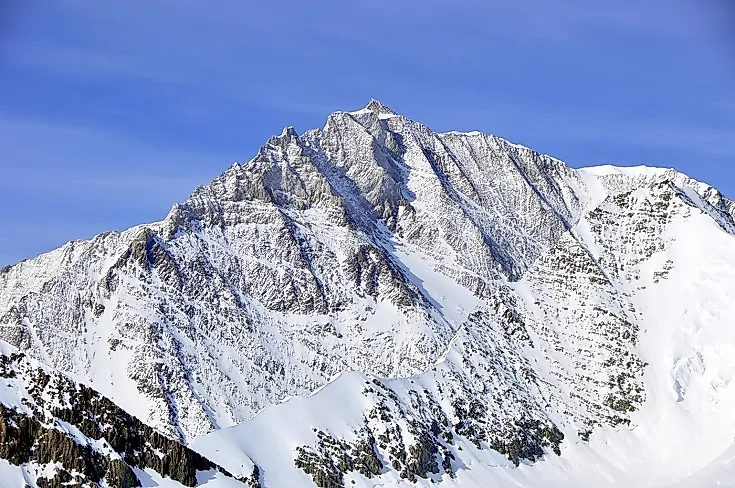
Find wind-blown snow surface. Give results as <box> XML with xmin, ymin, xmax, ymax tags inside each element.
<box><xmin>1</xmin><ymin>100</ymin><xmax>735</xmax><ymax>487</ymax></box>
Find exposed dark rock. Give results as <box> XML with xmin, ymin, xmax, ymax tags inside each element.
<box><xmin>295</xmin><ymin>428</ymin><xmax>383</xmax><ymax>488</ymax></box>
<box><xmin>0</xmin><ymin>350</ymin><xmax>252</xmax><ymax>488</ymax></box>
<box><xmin>106</xmin><ymin>459</ymin><xmax>141</xmax><ymax>488</ymax></box>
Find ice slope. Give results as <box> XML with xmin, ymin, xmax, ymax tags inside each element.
<box><xmin>192</xmin><ymin>169</ymin><xmax>735</xmax><ymax>487</ymax></box>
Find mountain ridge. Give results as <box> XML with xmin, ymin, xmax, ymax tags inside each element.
<box><xmin>1</xmin><ymin>100</ymin><xmax>734</xmax><ymax>487</ymax></box>
<box><xmin>0</xmin><ymin>100</ymin><xmax>596</xmax><ymax>440</ymax></box>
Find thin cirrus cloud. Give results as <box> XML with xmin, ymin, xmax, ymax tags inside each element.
<box><xmin>0</xmin><ymin>115</ymin><xmax>228</xmax><ymax>265</ymax></box>
<box><xmin>5</xmin><ymin>1</ymin><xmax>715</xmax><ymax>111</ymax></box>
<box><xmin>0</xmin><ymin>116</ymin><xmax>226</xmax><ymax>205</ymax></box>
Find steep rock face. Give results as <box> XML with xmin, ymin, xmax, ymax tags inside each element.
<box><xmin>305</xmin><ymin>105</ymin><xmax>586</xmax><ymax>282</ymax></box>
<box><xmin>0</xmin><ymin>101</ymin><xmax>598</xmax><ymax>442</ymax></box>
<box><xmin>194</xmin><ymin>168</ymin><xmax>735</xmax><ymax>488</ymax></box>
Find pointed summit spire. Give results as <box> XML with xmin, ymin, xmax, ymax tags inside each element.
<box><xmin>280</xmin><ymin>126</ymin><xmax>298</xmax><ymax>139</ymax></box>
<box><xmin>364</xmin><ymin>98</ymin><xmax>396</xmax><ymax>116</ymax></box>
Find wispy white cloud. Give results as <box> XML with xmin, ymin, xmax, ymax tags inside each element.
<box><xmin>7</xmin><ymin>0</ymin><xmax>726</xmax><ymax>121</ymax></box>
<box><xmin>0</xmin><ymin>114</ymin><xmax>237</xmax><ymax>265</ymax></box>
<box><xmin>2</xmin><ymin>2</ymin><xmax>335</xmax><ymax>115</ymax></box>
<box><xmin>0</xmin><ymin>116</ymin><xmax>230</xmax><ymax>196</ymax></box>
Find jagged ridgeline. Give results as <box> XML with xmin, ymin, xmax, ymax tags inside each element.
<box><xmin>2</xmin><ymin>100</ymin><xmax>735</xmax><ymax>487</ymax></box>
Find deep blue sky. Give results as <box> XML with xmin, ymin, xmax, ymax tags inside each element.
<box><xmin>0</xmin><ymin>1</ymin><xmax>733</xmax><ymax>266</ymax></box>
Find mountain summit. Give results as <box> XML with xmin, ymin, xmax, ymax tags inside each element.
<box><xmin>1</xmin><ymin>102</ymin><xmax>735</xmax><ymax>487</ymax></box>
<box><xmin>363</xmin><ymin>98</ymin><xmax>397</xmax><ymax>116</ymax></box>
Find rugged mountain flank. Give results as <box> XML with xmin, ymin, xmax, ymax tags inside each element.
<box><xmin>194</xmin><ymin>168</ymin><xmax>735</xmax><ymax>487</ymax></box>
<box><xmin>0</xmin><ymin>100</ymin><xmax>591</xmax><ymax>442</ymax></box>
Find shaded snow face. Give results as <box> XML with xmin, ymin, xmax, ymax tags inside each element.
<box><xmin>2</xmin><ymin>100</ymin><xmax>735</xmax><ymax>488</ymax></box>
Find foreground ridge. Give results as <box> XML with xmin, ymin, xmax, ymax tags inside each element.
<box><xmin>0</xmin><ymin>342</ymin><xmax>259</xmax><ymax>487</ymax></box>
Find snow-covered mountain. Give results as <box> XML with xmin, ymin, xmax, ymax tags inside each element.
<box><xmin>1</xmin><ymin>100</ymin><xmax>734</xmax><ymax>487</ymax></box>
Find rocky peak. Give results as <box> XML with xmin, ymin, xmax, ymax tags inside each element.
<box><xmin>363</xmin><ymin>98</ymin><xmax>396</xmax><ymax>116</ymax></box>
